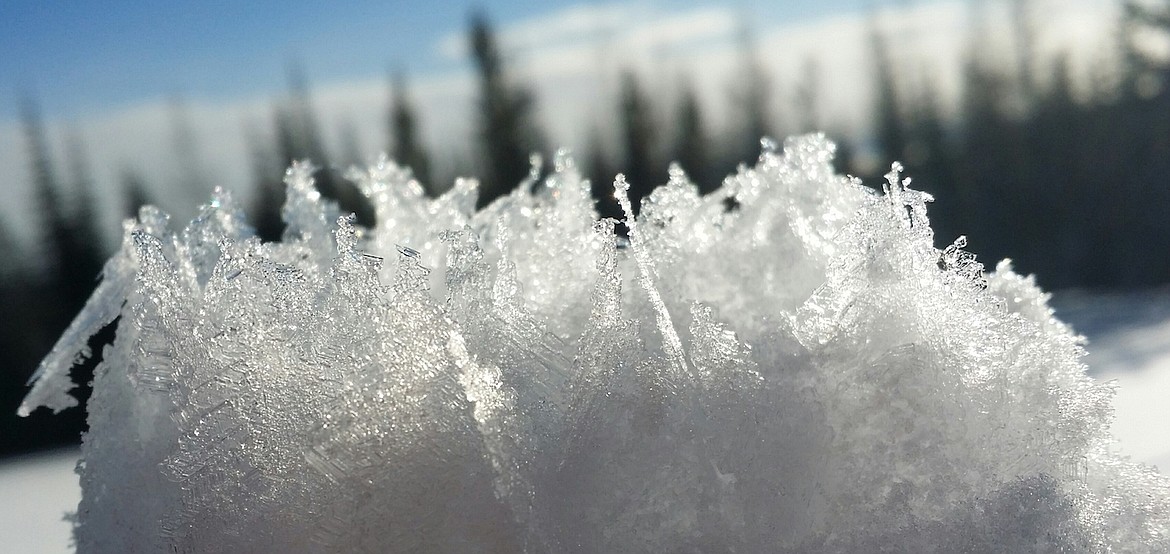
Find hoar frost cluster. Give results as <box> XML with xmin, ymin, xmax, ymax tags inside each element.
<box><xmin>21</xmin><ymin>135</ymin><xmax>1170</xmax><ymax>552</ymax></box>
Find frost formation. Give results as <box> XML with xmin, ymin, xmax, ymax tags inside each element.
<box><xmin>22</xmin><ymin>135</ymin><xmax>1170</xmax><ymax>552</ymax></box>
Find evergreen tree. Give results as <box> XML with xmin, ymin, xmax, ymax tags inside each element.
<box><xmin>469</xmin><ymin>11</ymin><xmax>546</xmax><ymax>207</ymax></box>
<box><xmin>22</xmin><ymin>98</ymin><xmax>66</xmax><ymax>273</ymax></box>
<box><xmin>870</xmin><ymin>25</ymin><xmax>907</xmax><ymax>165</ymax></box>
<box><xmin>247</xmin><ymin>122</ymin><xmax>285</xmax><ymax>242</ymax></box>
<box><xmin>906</xmin><ymin>80</ymin><xmax>962</xmax><ymax>241</ymax></box>
<box><xmin>388</xmin><ymin>72</ymin><xmax>435</xmax><ymax>194</ymax></box>
<box><xmin>955</xmin><ymin>26</ymin><xmax>1017</xmax><ymax>269</ymax></box>
<box><xmin>62</xmin><ymin>132</ymin><xmax>108</xmax><ymax>282</ymax></box>
<box><xmin>584</xmin><ymin>125</ymin><xmax>618</xmax><ymax>219</ymax></box>
<box><xmin>729</xmin><ymin>21</ymin><xmax>773</xmax><ymax>165</ymax></box>
<box><xmin>1010</xmin><ymin>0</ymin><xmax>1039</xmax><ymax>107</ymax></box>
<box><xmin>671</xmin><ymin>79</ymin><xmax>711</xmax><ymax>193</ymax></box>
<box><xmin>1113</xmin><ymin>0</ymin><xmax>1170</xmax><ymax>284</ymax></box>
<box><xmin>618</xmin><ymin>70</ymin><xmax>659</xmax><ymax>213</ymax></box>
<box><xmin>275</xmin><ymin>65</ymin><xmax>374</xmax><ymax>227</ymax></box>
<box><xmin>0</xmin><ymin>215</ymin><xmax>23</xmax><ymax>278</ymax></box>
<box><xmin>121</xmin><ymin>166</ymin><xmax>154</xmax><ymax>219</ymax></box>
<box><xmin>22</xmin><ymin>101</ymin><xmax>105</xmax><ymax>303</ymax></box>
<box><xmin>15</xmin><ymin>99</ymin><xmax>106</xmax><ymax>449</ymax></box>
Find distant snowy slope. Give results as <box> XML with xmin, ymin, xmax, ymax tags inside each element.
<box><xmin>1054</xmin><ymin>288</ymin><xmax>1170</xmax><ymax>471</ymax></box>
<box><xmin>0</xmin><ymin>448</ymin><xmax>79</xmax><ymax>554</ymax></box>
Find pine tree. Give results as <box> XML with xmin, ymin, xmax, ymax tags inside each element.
<box><xmin>22</xmin><ymin>100</ymin><xmax>105</xmax><ymax>304</ymax></box>
<box><xmin>275</xmin><ymin>65</ymin><xmax>374</xmax><ymax>227</ymax></box>
<box><xmin>469</xmin><ymin>11</ymin><xmax>546</xmax><ymax>207</ymax></box>
<box><xmin>584</xmin><ymin>125</ymin><xmax>619</xmax><ymax>219</ymax></box>
<box><xmin>870</xmin><ymin>25</ymin><xmax>906</xmax><ymax>166</ymax></box>
<box><xmin>618</xmin><ymin>70</ymin><xmax>659</xmax><ymax>213</ymax></box>
<box><xmin>906</xmin><ymin>80</ymin><xmax>961</xmax><ymax>242</ymax></box>
<box><xmin>16</xmin><ymin>99</ymin><xmax>106</xmax><ymax>447</ymax></box>
<box><xmin>671</xmin><ymin>79</ymin><xmax>711</xmax><ymax>193</ymax></box>
<box><xmin>22</xmin><ymin>98</ymin><xmax>66</xmax><ymax>274</ymax></box>
<box><xmin>121</xmin><ymin>166</ymin><xmax>154</xmax><ymax>219</ymax></box>
<box><xmin>62</xmin><ymin>132</ymin><xmax>107</xmax><ymax>284</ymax></box>
<box><xmin>247</xmin><ymin>121</ymin><xmax>285</xmax><ymax>242</ymax></box>
<box><xmin>729</xmin><ymin>21</ymin><xmax>773</xmax><ymax>165</ymax></box>
<box><xmin>388</xmin><ymin>72</ymin><xmax>435</xmax><ymax>194</ymax></box>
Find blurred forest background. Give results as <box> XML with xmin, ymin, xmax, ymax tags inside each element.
<box><xmin>4</xmin><ymin>0</ymin><xmax>1170</xmax><ymax>456</ymax></box>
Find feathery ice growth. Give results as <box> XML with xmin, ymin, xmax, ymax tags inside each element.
<box><xmin>20</xmin><ymin>135</ymin><xmax>1170</xmax><ymax>552</ymax></box>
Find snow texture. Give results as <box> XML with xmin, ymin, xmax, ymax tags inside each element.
<box><xmin>21</xmin><ymin>134</ymin><xmax>1170</xmax><ymax>552</ymax></box>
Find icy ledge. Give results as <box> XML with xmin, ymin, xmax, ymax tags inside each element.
<box><xmin>21</xmin><ymin>135</ymin><xmax>1170</xmax><ymax>552</ymax></box>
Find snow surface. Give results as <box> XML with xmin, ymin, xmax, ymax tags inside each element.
<box><xmin>0</xmin><ymin>449</ymin><xmax>79</xmax><ymax>554</ymax></box>
<box><xmin>12</xmin><ymin>136</ymin><xmax>1170</xmax><ymax>551</ymax></box>
<box><xmin>1054</xmin><ymin>289</ymin><xmax>1170</xmax><ymax>472</ymax></box>
<box><xmin>5</xmin><ymin>293</ymin><xmax>1169</xmax><ymax>553</ymax></box>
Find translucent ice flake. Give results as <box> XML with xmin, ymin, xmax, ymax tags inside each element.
<box><xmin>23</xmin><ymin>133</ymin><xmax>1170</xmax><ymax>553</ymax></box>
<box><xmin>18</xmin><ymin>239</ymin><xmax>134</xmax><ymax>415</ymax></box>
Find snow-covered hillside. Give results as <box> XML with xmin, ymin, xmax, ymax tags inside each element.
<box><xmin>1053</xmin><ymin>288</ymin><xmax>1170</xmax><ymax>471</ymax></box>
<box><xmin>0</xmin><ymin>448</ymin><xmax>79</xmax><ymax>554</ymax></box>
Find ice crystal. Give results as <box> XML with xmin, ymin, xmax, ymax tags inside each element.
<box><xmin>22</xmin><ymin>134</ymin><xmax>1170</xmax><ymax>552</ymax></box>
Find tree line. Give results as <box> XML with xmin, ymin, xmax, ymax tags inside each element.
<box><xmin>4</xmin><ymin>2</ymin><xmax>1170</xmax><ymax>455</ymax></box>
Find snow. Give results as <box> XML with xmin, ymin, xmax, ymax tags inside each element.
<box><xmin>6</xmin><ymin>294</ymin><xmax>1170</xmax><ymax>552</ymax></box>
<box><xmin>1054</xmin><ymin>289</ymin><xmax>1170</xmax><ymax>472</ymax></box>
<box><xmin>14</xmin><ymin>135</ymin><xmax>1170</xmax><ymax>551</ymax></box>
<box><xmin>0</xmin><ymin>449</ymin><xmax>79</xmax><ymax>554</ymax></box>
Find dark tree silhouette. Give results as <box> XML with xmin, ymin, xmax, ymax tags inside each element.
<box><xmin>870</xmin><ymin>26</ymin><xmax>907</xmax><ymax>165</ymax></box>
<box><xmin>617</xmin><ymin>70</ymin><xmax>660</xmax><ymax>214</ymax></box>
<box><xmin>729</xmin><ymin>21</ymin><xmax>774</xmax><ymax>165</ymax></box>
<box><xmin>246</xmin><ymin>122</ymin><xmax>286</xmax><ymax>242</ymax></box>
<box><xmin>121</xmin><ymin>166</ymin><xmax>154</xmax><ymax>219</ymax></box>
<box><xmin>469</xmin><ymin>11</ymin><xmax>546</xmax><ymax>207</ymax></box>
<box><xmin>275</xmin><ymin>65</ymin><xmax>374</xmax><ymax>228</ymax></box>
<box><xmin>23</xmin><ymin>102</ymin><xmax>106</xmax><ymax>305</ymax></box>
<box><xmin>388</xmin><ymin>72</ymin><xmax>435</xmax><ymax>194</ymax></box>
<box><xmin>671</xmin><ymin>79</ymin><xmax>712</xmax><ymax>193</ymax></box>
<box><xmin>7</xmin><ymin>99</ymin><xmax>109</xmax><ymax>454</ymax></box>
<box><xmin>584</xmin><ymin>125</ymin><xmax>619</xmax><ymax>218</ymax></box>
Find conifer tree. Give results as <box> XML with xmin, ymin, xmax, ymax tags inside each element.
<box><xmin>584</xmin><ymin>125</ymin><xmax>619</xmax><ymax>219</ymax></box>
<box><xmin>121</xmin><ymin>166</ymin><xmax>154</xmax><ymax>219</ymax></box>
<box><xmin>729</xmin><ymin>21</ymin><xmax>773</xmax><ymax>164</ymax></box>
<box><xmin>22</xmin><ymin>101</ymin><xmax>104</xmax><ymax>304</ymax></box>
<box><xmin>275</xmin><ymin>65</ymin><xmax>374</xmax><ymax>227</ymax></box>
<box><xmin>247</xmin><ymin>122</ymin><xmax>285</xmax><ymax>242</ymax></box>
<box><xmin>671</xmin><ymin>79</ymin><xmax>711</xmax><ymax>193</ymax></box>
<box><xmin>870</xmin><ymin>26</ymin><xmax>906</xmax><ymax>166</ymax></box>
<box><xmin>469</xmin><ymin>11</ymin><xmax>546</xmax><ymax>207</ymax></box>
<box><xmin>618</xmin><ymin>70</ymin><xmax>659</xmax><ymax>213</ymax></box>
<box><xmin>388</xmin><ymin>72</ymin><xmax>435</xmax><ymax>194</ymax></box>
<box><xmin>62</xmin><ymin>132</ymin><xmax>107</xmax><ymax>284</ymax></box>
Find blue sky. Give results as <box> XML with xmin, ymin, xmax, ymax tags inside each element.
<box><xmin>0</xmin><ymin>0</ymin><xmax>885</xmax><ymax>124</ymax></box>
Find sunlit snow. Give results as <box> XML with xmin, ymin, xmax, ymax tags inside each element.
<box><xmin>19</xmin><ymin>135</ymin><xmax>1170</xmax><ymax>552</ymax></box>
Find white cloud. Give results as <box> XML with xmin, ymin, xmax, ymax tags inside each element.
<box><xmin>437</xmin><ymin>3</ymin><xmax>645</xmax><ymax>61</ymax></box>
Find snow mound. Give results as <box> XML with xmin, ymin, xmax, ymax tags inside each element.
<box><xmin>22</xmin><ymin>135</ymin><xmax>1170</xmax><ymax>552</ymax></box>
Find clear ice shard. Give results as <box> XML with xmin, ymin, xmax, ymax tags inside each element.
<box><xmin>22</xmin><ymin>135</ymin><xmax>1170</xmax><ymax>552</ymax></box>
